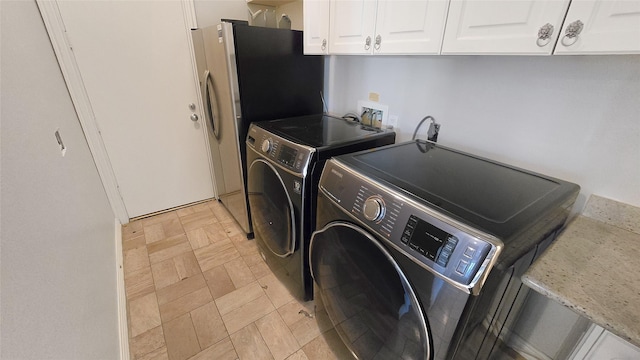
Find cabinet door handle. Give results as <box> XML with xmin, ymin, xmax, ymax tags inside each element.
<box><xmin>536</xmin><ymin>23</ymin><xmax>554</xmax><ymax>47</ymax></box>
<box><xmin>561</xmin><ymin>20</ymin><xmax>584</xmax><ymax>47</ymax></box>
<box><xmin>365</xmin><ymin>36</ymin><xmax>371</xmax><ymax>50</ymax></box>
<box><xmin>321</xmin><ymin>39</ymin><xmax>327</xmax><ymax>51</ymax></box>
<box><xmin>374</xmin><ymin>35</ymin><xmax>381</xmax><ymax>50</ymax></box>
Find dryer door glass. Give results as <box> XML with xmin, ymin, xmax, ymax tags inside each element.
<box><xmin>310</xmin><ymin>222</ymin><xmax>431</xmax><ymax>359</ymax></box>
<box><xmin>248</xmin><ymin>160</ymin><xmax>294</xmax><ymax>257</ymax></box>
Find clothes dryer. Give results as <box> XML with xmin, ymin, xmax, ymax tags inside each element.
<box><xmin>310</xmin><ymin>140</ymin><xmax>579</xmax><ymax>359</ymax></box>
<box><xmin>246</xmin><ymin>114</ymin><xmax>395</xmax><ymax>301</ymax></box>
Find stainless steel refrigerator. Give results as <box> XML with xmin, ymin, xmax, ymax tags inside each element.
<box><xmin>191</xmin><ymin>21</ymin><xmax>324</xmax><ymax>237</ymax></box>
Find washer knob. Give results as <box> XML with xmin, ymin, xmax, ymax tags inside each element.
<box><xmin>363</xmin><ymin>196</ymin><xmax>385</xmax><ymax>222</ymax></box>
<box><xmin>261</xmin><ymin>139</ymin><xmax>272</xmax><ymax>153</ymax></box>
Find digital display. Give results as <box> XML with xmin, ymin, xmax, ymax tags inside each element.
<box><xmin>409</xmin><ymin>219</ymin><xmax>451</xmax><ymax>260</ymax></box>
<box><xmin>279</xmin><ymin>145</ymin><xmax>297</xmax><ymax>167</ymax></box>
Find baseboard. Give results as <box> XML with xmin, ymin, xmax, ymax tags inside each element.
<box><xmin>115</xmin><ymin>219</ymin><xmax>130</xmax><ymax>360</ymax></box>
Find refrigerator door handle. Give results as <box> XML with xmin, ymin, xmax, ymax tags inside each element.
<box><xmin>203</xmin><ymin>70</ymin><xmax>220</xmax><ymax>140</ymax></box>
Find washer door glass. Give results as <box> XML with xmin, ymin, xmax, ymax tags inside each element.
<box><xmin>310</xmin><ymin>222</ymin><xmax>431</xmax><ymax>359</ymax></box>
<box><xmin>248</xmin><ymin>159</ymin><xmax>294</xmax><ymax>257</ymax></box>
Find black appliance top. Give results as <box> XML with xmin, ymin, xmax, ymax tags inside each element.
<box><xmin>336</xmin><ymin>141</ymin><xmax>579</xmax><ymax>243</ymax></box>
<box><xmin>256</xmin><ymin>114</ymin><xmax>395</xmax><ymax>150</ymax></box>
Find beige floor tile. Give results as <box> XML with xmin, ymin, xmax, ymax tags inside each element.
<box><xmin>173</xmin><ymin>252</ymin><xmax>200</xmax><ymax>280</ymax></box>
<box><xmin>176</xmin><ymin>206</ymin><xmax>196</xmax><ymax>218</ymax></box>
<box><xmin>123</xmin><ymin>235</ymin><xmax>147</xmax><ymax>252</ymax></box>
<box><xmin>243</xmin><ymin>253</ymin><xmax>266</xmax><ymax>267</ymax></box>
<box><xmin>203</xmin><ymin>265</ymin><xmax>236</xmax><ymax>299</ymax></box>
<box><xmin>222</xmin><ymin>295</ymin><xmax>275</xmax><ymax>334</ymax></box>
<box><xmin>180</xmin><ymin>209</ymin><xmax>217</xmax><ymax>232</ymax></box>
<box><xmin>285</xmin><ymin>350</ymin><xmax>310</xmax><ymax>360</ymax></box>
<box><xmin>142</xmin><ymin>211</ymin><xmax>179</xmax><ymax>227</ymax></box>
<box><xmin>151</xmin><ymin>259</ymin><xmax>180</xmax><ymax>290</ymax></box>
<box><xmin>202</xmin><ymin>223</ymin><xmax>229</xmax><ymax>243</ymax></box>
<box><xmin>129</xmin><ymin>292</ymin><xmax>162</xmax><ymax>337</ymax></box>
<box><xmin>250</xmin><ymin>261</ymin><xmax>272</xmax><ymax>279</ymax></box>
<box><xmin>229</xmin><ymin>234</ymin><xmax>259</xmax><ymax>257</ymax></box>
<box><xmin>130</xmin><ymin>325</ymin><xmax>165</xmax><ymax>360</ymax></box>
<box><xmin>224</xmin><ymin>257</ymin><xmax>255</xmax><ymax>289</ymax></box>
<box><xmin>278</xmin><ymin>300</ymin><xmax>332</xmax><ymax>347</ymax></box>
<box><xmin>209</xmin><ymin>202</ymin><xmax>232</xmax><ymax>221</ymax></box>
<box><xmin>189</xmin><ymin>337</ymin><xmax>237</xmax><ymax>360</ymax></box>
<box><xmin>124</xmin><ymin>246</ymin><xmax>151</xmax><ymax>276</ymax></box>
<box><xmin>122</xmin><ymin>220</ymin><xmax>144</xmax><ymax>241</ymax></box>
<box><xmin>179</xmin><ymin>208</ymin><xmax>214</xmax><ymax>224</ymax></box>
<box><xmin>186</xmin><ymin>228</ymin><xmax>212</xmax><ymax>250</ymax></box>
<box><xmin>256</xmin><ymin>311</ymin><xmax>301</xmax><ymax>360</ymax></box>
<box><xmin>162</xmin><ymin>218</ymin><xmax>185</xmax><ymax>238</ymax></box>
<box><xmin>258</xmin><ymin>270</ymin><xmax>295</xmax><ymax>309</ymax></box>
<box><xmin>152</xmin><ymin>252</ymin><xmax>201</xmax><ymax>290</ymax></box>
<box><xmin>137</xmin><ymin>346</ymin><xmax>168</xmax><ymax>360</ymax></box>
<box><xmin>193</xmin><ymin>239</ymin><xmax>240</xmax><ymax>272</ymax></box>
<box><xmin>159</xmin><ymin>286</ymin><xmax>212</xmax><ymax>323</ymax></box>
<box><xmin>147</xmin><ymin>234</ymin><xmax>192</xmax><ymax>264</ymax></box>
<box><xmin>230</xmin><ymin>323</ymin><xmax>274</xmax><ymax>360</ymax></box>
<box><xmin>190</xmin><ymin>301</ymin><xmax>227</xmax><ymax>349</ymax></box>
<box><xmin>301</xmin><ymin>329</ymin><xmax>352</xmax><ymax>360</ymax></box>
<box><xmin>145</xmin><ymin>223</ymin><xmax>166</xmax><ymax>244</ymax></box>
<box><xmin>163</xmin><ymin>313</ymin><xmax>201</xmax><ymax>360</ymax></box>
<box><xmin>220</xmin><ymin>219</ymin><xmax>244</xmax><ymax>238</ymax></box>
<box><xmin>156</xmin><ymin>273</ymin><xmax>207</xmax><ymax>305</ymax></box>
<box><xmin>125</xmin><ymin>266</ymin><xmax>155</xmax><ymax>300</ymax></box>
<box><xmin>123</xmin><ymin>220</ymin><xmax>144</xmax><ymax>240</ymax></box>
<box><xmin>215</xmin><ymin>281</ymin><xmax>265</xmax><ymax>315</ymax></box>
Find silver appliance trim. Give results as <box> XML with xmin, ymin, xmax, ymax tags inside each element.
<box><xmin>321</xmin><ymin>159</ymin><xmax>504</xmax><ymax>295</ymax></box>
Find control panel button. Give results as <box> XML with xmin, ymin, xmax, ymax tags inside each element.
<box><xmin>363</xmin><ymin>196</ymin><xmax>385</xmax><ymax>222</ymax></box>
<box><xmin>455</xmin><ymin>260</ymin><xmax>469</xmax><ymax>275</ymax></box>
<box><xmin>463</xmin><ymin>246</ymin><xmax>476</xmax><ymax>258</ymax></box>
<box><xmin>261</xmin><ymin>139</ymin><xmax>272</xmax><ymax>153</ymax></box>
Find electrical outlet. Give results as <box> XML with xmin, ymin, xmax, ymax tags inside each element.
<box><xmin>358</xmin><ymin>100</ymin><xmax>388</xmax><ymax>129</ymax></box>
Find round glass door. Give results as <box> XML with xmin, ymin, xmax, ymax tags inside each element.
<box><xmin>248</xmin><ymin>159</ymin><xmax>294</xmax><ymax>257</ymax></box>
<box><xmin>310</xmin><ymin>222</ymin><xmax>431</xmax><ymax>359</ymax></box>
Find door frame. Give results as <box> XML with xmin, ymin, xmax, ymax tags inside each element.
<box><xmin>36</xmin><ymin>0</ymin><xmax>212</xmax><ymax>224</ymax></box>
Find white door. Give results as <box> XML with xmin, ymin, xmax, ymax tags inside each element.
<box><xmin>554</xmin><ymin>0</ymin><xmax>640</xmax><ymax>54</ymax></box>
<box><xmin>329</xmin><ymin>0</ymin><xmax>378</xmax><ymax>54</ymax></box>
<box><xmin>56</xmin><ymin>1</ymin><xmax>214</xmax><ymax>218</ymax></box>
<box><xmin>442</xmin><ymin>0</ymin><xmax>570</xmax><ymax>54</ymax></box>
<box><xmin>303</xmin><ymin>0</ymin><xmax>331</xmax><ymax>54</ymax></box>
<box><xmin>374</xmin><ymin>0</ymin><xmax>449</xmax><ymax>54</ymax></box>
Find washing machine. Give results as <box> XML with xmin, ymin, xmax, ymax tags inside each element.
<box><xmin>309</xmin><ymin>140</ymin><xmax>580</xmax><ymax>359</ymax></box>
<box><xmin>245</xmin><ymin>114</ymin><xmax>395</xmax><ymax>301</ymax></box>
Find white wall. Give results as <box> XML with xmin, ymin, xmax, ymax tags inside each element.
<box><xmin>1</xmin><ymin>1</ymin><xmax>120</xmax><ymax>358</ymax></box>
<box><xmin>194</xmin><ymin>0</ymin><xmax>248</xmax><ymax>28</ymax></box>
<box><xmin>327</xmin><ymin>55</ymin><xmax>640</xmax><ymax>210</ymax></box>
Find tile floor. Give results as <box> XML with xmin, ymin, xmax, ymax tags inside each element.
<box><xmin>122</xmin><ymin>200</ymin><xmax>352</xmax><ymax>360</ymax></box>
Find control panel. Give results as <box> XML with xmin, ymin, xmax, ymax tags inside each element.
<box><xmin>319</xmin><ymin>159</ymin><xmax>500</xmax><ymax>290</ymax></box>
<box><xmin>247</xmin><ymin>124</ymin><xmax>314</xmax><ymax>175</ymax></box>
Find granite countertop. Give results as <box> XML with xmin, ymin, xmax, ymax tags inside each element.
<box><xmin>522</xmin><ymin>195</ymin><xmax>640</xmax><ymax>348</ymax></box>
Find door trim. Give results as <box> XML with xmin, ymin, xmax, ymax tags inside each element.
<box><xmin>36</xmin><ymin>0</ymin><xmax>129</xmax><ymax>224</ymax></box>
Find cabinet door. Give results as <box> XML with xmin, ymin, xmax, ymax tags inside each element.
<box><xmin>442</xmin><ymin>0</ymin><xmax>570</xmax><ymax>55</ymax></box>
<box><xmin>304</xmin><ymin>0</ymin><xmax>331</xmax><ymax>54</ymax></box>
<box><xmin>329</xmin><ymin>0</ymin><xmax>378</xmax><ymax>54</ymax></box>
<box><xmin>374</xmin><ymin>0</ymin><xmax>449</xmax><ymax>54</ymax></box>
<box><xmin>555</xmin><ymin>0</ymin><xmax>640</xmax><ymax>54</ymax></box>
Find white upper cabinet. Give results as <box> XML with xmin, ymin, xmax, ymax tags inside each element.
<box><xmin>441</xmin><ymin>0</ymin><xmax>571</xmax><ymax>55</ymax></box>
<box><xmin>329</xmin><ymin>0</ymin><xmax>449</xmax><ymax>55</ymax></box>
<box><xmin>554</xmin><ymin>0</ymin><xmax>640</xmax><ymax>55</ymax></box>
<box><xmin>304</xmin><ymin>0</ymin><xmax>331</xmax><ymax>54</ymax></box>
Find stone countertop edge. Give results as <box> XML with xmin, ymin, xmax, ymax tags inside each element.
<box><xmin>522</xmin><ymin>196</ymin><xmax>640</xmax><ymax>349</ymax></box>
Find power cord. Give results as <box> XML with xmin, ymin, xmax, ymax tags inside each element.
<box><xmin>412</xmin><ymin>115</ymin><xmax>440</xmax><ymax>142</ymax></box>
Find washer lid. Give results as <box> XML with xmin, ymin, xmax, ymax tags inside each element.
<box><xmin>336</xmin><ymin>141</ymin><xmax>580</xmax><ymax>241</ymax></box>
<box><xmin>256</xmin><ymin>114</ymin><xmax>392</xmax><ymax>148</ymax></box>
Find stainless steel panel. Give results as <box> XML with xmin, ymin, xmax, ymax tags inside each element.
<box><xmin>201</xmin><ymin>24</ymin><xmax>251</xmax><ymax>234</ymax></box>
